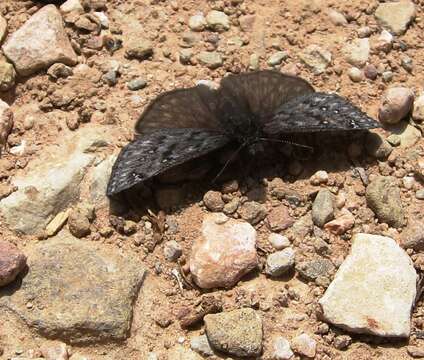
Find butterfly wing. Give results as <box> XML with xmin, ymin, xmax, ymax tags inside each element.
<box><xmin>218</xmin><ymin>70</ymin><xmax>315</xmax><ymax>124</ymax></box>
<box><xmin>264</xmin><ymin>92</ymin><xmax>380</xmax><ymax>135</ymax></box>
<box><xmin>107</xmin><ymin>129</ymin><xmax>230</xmax><ymax>196</ymax></box>
<box><xmin>135</xmin><ymin>85</ymin><xmax>221</xmax><ymax>133</ymax></box>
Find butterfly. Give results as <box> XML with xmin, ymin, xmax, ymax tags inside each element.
<box><xmin>107</xmin><ymin>70</ymin><xmax>380</xmax><ymax>197</ymax></box>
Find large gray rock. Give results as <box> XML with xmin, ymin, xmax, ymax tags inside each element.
<box><xmin>0</xmin><ymin>126</ymin><xmax>112</xmax><ymax>234</ymax></box>
<box><xmin>2</xmin><ymin>5</ymin><xmax>77</xmax><ymax>76</ymax></box>
<box><xmin>205</xmin><ymin>308</ymin><xmax>263</xmax><ymax>357</ymax></box>
<box><xmin>0</xmin><ymin>233</ymin><xmax>146</xmax><ymax>343</ymax></box>
<box><xmin>375</xmin><ymin>1</ymin><xmax>416</xmax><ymax>35</ymax></box>
<box><xmin>319</xmin><ymin>233</ymin><xmax>416</xmax><ymax>337</ymax></box>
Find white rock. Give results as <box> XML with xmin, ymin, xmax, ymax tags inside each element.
<box><xmin>272</xmin><ymin>336</ymin><xmax>294</xmax><ymax>360</ymax></box>
<box><xmin>206</xmin><ymin>10</ymin><xmax>230</xmax><ymax>32</ymax></box>
<box><xmin>291</xmin><ymin>334</ymin><xmax>316</xmax><ymax>358</ymax></box>
<box><xmin>265</xmin><ymin>248</ymin><xmax>295</xmax><ymax>277</ymax></box>
<box><xmin>375</xmin><ymin>1</ymin><xmax>416</xmax><ymax>35</ymax></box>
<box><xmin>299</xmin><ymin>45</ymin><xmax>332</xmax><ymax>75</ymax></box>
<box><xmin>268</xmin><ymin>233</ymin><xmax>291</xmax><ymax>250</ymax></box>
<box><xmin>372</xmin><ymin>30</ymin><xmax>393</xmax><ymax>53</ymax></box>
<box><xmin>319</xmin><ymin>233</ymin><xmax>417</xmax><ymax>337</ymax></box>
<box><xmin>167</xmin><ymin>345</ymin><xmax>203</xmax><ymax>360</ymax></box>
<box><xmin>94</xmin><ymin>12</ymin><xmax>109</xmax><ymax>28</ymax></box>
<box><xmin>88</xmin><ymin>154</ymin><xmax>117</xmax><ymax>207</ymax></box>
<box><xmin>188</xmin><ymin>13</ymin><xmax>207</xmax><ymax>31</ymax></box>
<box><xmin>343</xmin><ymin>38</ymin><xmax>370</xmax><ymax>68</ymax></box>
<box><xmin>0</xmin><ymin>99</ymin><xmax>12</xmax><ymax>152</ymax></box>
<box><xmin>327</xmin><ymin>9</ymin><xmax>348</xmax><ymax>26</ymax></box>
<box><xmin>60</xmin><ymin>0</ymin><xmax>84</xmax><ymax>14</ymax></box>
<box><xmin>189</xmin><ymin>213</ymin><xmax>258</xmax><ymax>289</ymax></box>
<box><xmin>378</xmin><ymin>87</ymin><xmax>414</xmax><ymax>124</ymax></box>
<box><xmin>2</xmin><ymin>5</ymin><xmax>77</xmax><ymax>76</ymax></box>
<box><xmin>348</xmin><ymin>67</ymin><xmax>363</xmax><ymax>82</ymax></box>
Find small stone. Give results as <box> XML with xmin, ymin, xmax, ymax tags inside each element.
<box><xmin>2</xmin><ymin>5</ymin><xmax>77</xmax><ymax>76</ymax></box>
<box><xmin>179</xmin><ymin>48</ymin><xmax>193</xmax><ymax>64</ymax></box>
<box><xmin>125</xmin><ymin>39</ymin><xmax>153</xmax><ymax>60</ymax></box>
<box><xmin>0</xmin><ymin>240</ymin><xmax>27</xmax><ymax>287</ymax></box>
<box><xmin>272</xmin><ymin>336</ymin><xmax>294</xmax><ymax>360</ymax></box>
<box><xmin>413</xmin><ymin>93</ymin><xmax>424</xmax><ymax>122</ymax></box>
<box><xmin>379</xmin><ymin>87</ymin><xmax>414</xmax><ymax>124</ymax></box>
<box><xmin>203</xmin><ymin>190</ymin><xmax>225</xmax><ymax>212</ymax></box>
<box><xmin>265</xmin><ymin>248</ymin><xmax>295</xmax><ymax>277</ymax></box>
<box><xmin>312</xmin><ymin>189</ymin><xmax>334</xmax><ymax>227</ymax></box>
<box><xmin>393</xmin><ymin>122</ymin><xmax>421</xmax><ymax>148</ymax></box>
<box><xmin>68</xmin><ymin>206</ymin><xmax>91</xmax><ymax>238</ymax></box>
<box><xmin>163</xmin><ymin>240</ymin><xmax>182</xmax><ymax>262</ymax></box>
<box><xmin>375</xmin><ymin>1</ymin><xmax>416</xmax><ymax>35</ymax></box>
<box><xmin>268</xmin><ymin>233</ymin><xmax>291</xmax><ymax>250</ymax></box>
<box><xmin>190</xmin><ymin>335</ymin><xmax>214</xmax><ymax>357</ymax></box>
<box><xmin>197</xmin><ymin>51</ymin><xmax>223</xmax><ymax>69</ymax></box>
<box><xmin>310</xmin><ymin>170</ymin><xmax>328</xmax><ymax>185</ymax></box>
<box><xmin>319</xmin><ymin>233</ymin><xmax>417</xmax><ymax>337</ymax></box>
<box><xmin>372</xmin><ymin>30</ymin><xmax>393</xmax><ymax>53</ymax></box>
<box><xmin>291</xmin><ymin>334</ymin><xmax>316</xmax><ymax>358</ymax></box>
<box><xmin>366</xmin><ymin>176</ymin><xmax>405</xmax><ymax>228</ymax></box>
<box><xmin>0</xmin><ymin>61</ymin><xmax>16</xmax><ymax>91</ymax></box>
<box><xmin>74</xmin><ymin>15</ymin><xmax>100</xmax><ymax>32</ymax></box>
<box><xmin>204</xmin><ymin>308</ymin><xmax>263</xmax><ymax>357</ymax></box>
<box><xmin>266</xmin><ymin>204</ymin><xmax>294</xmax><ymax>231</ymax></box>
<box><xmin>239</xmin><ymin>14</ymin><xmax>256</xmax><ymax>32</ymax></box>
<box><xmin>60</xmin><ymin>0</ymin><xmax>84</xmax><ymax>14</ymax></box>
<box><xmin>167</xmin><ymin>345</ymin><xmax>203</xmax><ymax>360</ymax></box>
<box><xmin>343</xmin><ymin>38</ymin><xmax>370</xmax><ymax>68</ymax></box>
<box><xmin>365</xmin><ymin>132</ymin><xmax>393</xmax><ymax>159</ymax></box>
<box><xmin>327</xmin><ymin>9</ymin><xmax>348</xmax><ymax>26</ymax></box>
<box><xmin>102</xmin><ymin>70</ymin><xmax>118</xmax><ymax>86</ymax></box>
<box><xmin>94</xmin><ymin>12</ymin><xmax>109</xmax><ymax>28</ymax></box>
<box><xmin>127</xmin><ymin>78</ymin><xmax>147</xmax><ymax>91</ymax></box>
<box><xmin>40</xmin><ymin>342</ymin><xmax>68</xmax><ymax>360</ymax></box>
<box><xmin>299</xmin><ymin>45</ymin><xmax>332</xmax><ymax>75</ymax></box>
<box><xmin>0</xmin><ymin>15</ymin><xmax>7</xmax><ymax>44</ymax></box>
<box><xmin>382</xmin><ymin>71</ymin><xmax>393</xmax><ymax>83</ymax></box>
<box><xmin>296</xmin><ymin>258</ymin><xmax>335</xmax><ymax>282</ymax></box>
<box><xmin>324</xmin><ymin>210</ymin><xmax>355</xmax><ymax>235</ymax></box>
<box><xmin>407</xmin><ymin>346</ymin><xmax>424</xmax><ymax>358</ymax></box>
<box><xmin>45</xmin><ymin>210</ymin><xmax>70</xmax><ymax>237</ymax></box>
<box><xmin>267</xmin><ymin>51</ymin><xmax>288</xmax><ymax>66</ymax></box>
<box><xmin>47</xmin><ymin>63</ymin><xmax>73</xmax><ymax>79</ymax></box>
<box><xmin>190</xmin><ymin>213</ymin><xmax>258</xmax><ymax>288</ymax></box>
<box><xmin>188</xmin><ymin>13</ymin><xmax>207</xmax><ymax>31</ymax></box>
<box><xmin>206</xmin><ymin>10</ymin><xmax>230</xmax><ymax>32</ymax></box>
<box><xmin>66</xmin><ymin>113</ymin><xmax>79</xmax><ymax>130</ymax></box>
<box><xmin>364</xmin><ymin>64</ymin><xmax>378</xmax><ymax>80</ymax></box>
<box><xmin>357</xmin><ymin>26</ymin><xmax>373</xmax><ymax>38</ymax></box>
<box><xmin>238</xmin><ymin>201</ymin><xmax>267</xmax><ymax>225</ymax></box>
<box><xmin>0</xmin><ymin>99</ymin><xmax>13</xmax><ymax>152</ymax></box>
<box><xmin>416</xmin><ymin>189</ymin><xmax>424</xmax><ymax>200</ymax></box>
<box><xmin>386</xmin><ymin>134</ymin><xmax>401</xmax><ymax>146</ymax></box>
<box><xmin>249</xmin><ymin>53</ymin><xmax>260</xmax><ymax>70</ymax></box>
<box><xmin>401</xmin><ymin>56</ymin><xmax>413</xmax><ymax>72</ymax></box>
<box><xmin>400</xmin><ymin>221</ymin><xmax>424</xmax><ymax>250</ymax></box>
<box><xmin>333</xmin><ymin>335</ymin><xmax>351</xmax><ymax>350</ymax></box>
<box><xmin>348</xmin><ymin>67</ymin><xmax>363</xmax><ymax>82</ymax></box>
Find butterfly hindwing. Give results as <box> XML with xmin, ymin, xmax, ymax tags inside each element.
<box><xmin>135</xmin><ymin>85</ymin><xmax>221</xmax><ymax>133</ymax></box>
<box><xmin>218</xmin><ymin>70</ymin><xmax>315</xmax><ymax>123</ymax></box>
<box><xmin>107</xmin><ymin>129</ymin><xmax>230</xmax><ymax>196</ymax></box>
<box><xmin>264</xmin><ymin>92</ymin><xmax>380</xmax><ymax>135</ymax></box>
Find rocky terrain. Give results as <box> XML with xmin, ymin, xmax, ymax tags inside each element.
<box><xmin>0</xmin><ymin>0</ymin><xmax>423</xmax><ymax>359</ymax></box>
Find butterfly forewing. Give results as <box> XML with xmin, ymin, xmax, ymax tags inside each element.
<box><xmin>135</xmin><ymin>85</ymin><xmax>221</xmax><ymax>133</ymax></box>
<box><xmin>107</xmin><ymin>129</ymin><xmax>230</xmax><ymax>196</ymax></box>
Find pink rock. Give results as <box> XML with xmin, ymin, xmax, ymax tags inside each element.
<box><xmin>0</xmin><ymin>240</ymin><xmax>27</xmax><ymax>287</ymax></box>
<box><xmin>2</xmin><ymin>5</ymin><xmax>77</xmax><ymax>76</ymax></box>
<box><xmin>266</xmin><ymin>205</ymin><xmax>294</xmax><ymax>231</ymax></box>
<box><xmin>378</xmin><ymin>87</ymin><xmax>414</xmax><ymax>124</ymax></box>
<box><xmin>40</xmin><ymin>341</ymin><xmax>68</xmax><ymax>360</ymax></box>
<box><xmin>324</xmin><ymin>209</ymin><xmax>355</xmax><ymax>235</ymax></box>
<box><xmin>190</xmin><ymin>213</ymin><xmax>258</xmax><ymax>289</ymax></box>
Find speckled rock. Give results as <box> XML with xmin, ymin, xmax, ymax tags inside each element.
<box><xmin>296</xmin><ymin>258</ymin><xmax>335</xmax><ymax>282</ymax></box>
<box><xmin>343</xmin><ymin>38</ymin><xmax>370</xmax><ymax>68</ymax></box>
<box><xmin>378</xmin><ymin>87</ymin><xmax>414</xmax><ymax>124</ymax></box>
<box><xmin>366</xmin><ymin>176</ymin><xmax>405</xmax><ymax>228</ymax></box>
<box><xmin>0</xmin><ymin>240</ymin><xmax>27</xmax><ymax>287</ymax></box>
<box><xmin>319</xmin><ymin>233</ymin><xmax>417</xmax><ymax>337</ymax></box>
<box><xmin>375</xmin><ymin>1</ymin><xmax>416</xmax><ymax>35</ymax></box>
<box><xmin>203</xmin><ymin>190</ymin><xmax>225</xmax><ymax>212</ymax></box>
<box><xmin>266</xmin><ymin>204</ymin><xmax>294</xmax><ymax>231</ymax></box>
<box><xmin>190</xmin><ymin>213</ymin><xmax>258</xmax><ymax>289</ymax></box>
<box><xmin>205</xmin><ymin>308</ymin><xmax>263</xmax><ymax>357</ymax></box>
<box><xmin>0</xmin><ymin>234</ymin><xmax>145</xmax><ymax>342</ymax></box>
<box><xmin>239</xmin><ymin>201</ymin><xmax>267</xmax><ymax>225</ymax></box>
<box><xmin>299</xmin><ymin>45</ymin><xmax>332</xmax><ymax>75</ymax></box>
<box><xmin>2</xmin><ymin>5</ymin><xmax>77</xmax><ymax>76</ymax></box>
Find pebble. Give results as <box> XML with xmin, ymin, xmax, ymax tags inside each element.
<box><xmin>312</xmin><ymin>189</ymin><xmax>334</xmax><ymax>227</ymax></box>
<box><xmin>291</xmin><ymin>334</ymin><xmax>316</xmax><ymax>358</ymax></box>
<box><xmin>386</xmin><ymin>134</ymin><xmax>401</xmax><ymax>147</ymax></box>
<box><xmin>47</xmin><ymin>63</ymin><xmax>73</xmax><ymax>79</ymax></box>
<box><xmin>310</xmin><ymin>170</ymin><xmax>328</xmax><ymax>185</ymax></box>
<box><xmin>266</xmin><ymin>204</ymin><xmax>294</xmax><ymax>231</ymax></box>
<box><xmin>365</xmin><ymin>132</ymin><xmax>393</xmax><ymax>159</ymax></box>
<box><xmin>343</xmin><ymin>38</ymin><xmax>370</xmax><ymax>68</ymax></box>
<box><xmin>265</xmin><ymin>247</ymin><xmax>295</xmax><ymax>277</ymax></box>
<box><xmin>364</xmin><ymin>64</ymin><xmax>378</xmax><ymax>80</ymax></box>
<box><xmin>0</xmin><ymin>240</ymin><xmax>27</xmax><ymax>287</ymax></box>
<box><xmin>375</xmin><ymin>1</ymin><xmax>416</xmax><ymax>35</ymax></box>
<box><xmin>206</xmin><ymin>10</ymin><xmax>230</xmax><ymax>32</ymax></box>
<box><xmin>2</xmin><ymin>5</ymin><xmax>77</xmax><ymax>76</ymax></box>
<box><xmin>400</xmin><ymin>220</ymin><xmax>424</xmax><ymax>250</ymax></box>
<box><xmin>40</xmin><ymin>342</ymin><xmax>68</xmax><ymax>360</ymax></box>
<box><xmin>102</xmin><ymin>70</ymin><xmax>118</xmax><ymax>86</ymax></box>
<box><xmin>238</xmin><ymin>201</ymin><xmax>267</xmax><ymax>225</ymax></box>
<box><xmin>203</xmin><ymin>190</ymin><xmax>225</xmax><ymax>212</ymax></box>
<box><xmin>249</xmin><ymin>53</ymin><xmax>260</xmax><ymax>70</ymax></box>
<box><xmin>190</xmin><ymin>335</ymin><xmax>215</xmax><ymax>357</ymax></box>
<box><xmin>179</xmin><ymin>48</ymin><xmax>193</xmax><ymax>64</ymax></box>
<box><xmin>401</xmin><ymin>56</ymin><xmax>413</xmax><ymax>73</ymax></box>
<box><xmin>0</xmin><ymin>15</ymin><xmax>7</xmax><ymax>43</ymax></box>
<box><xmin>197</xmin><ymin>51</ymin><xmax>223</xmax><ymax>69</ymax></box>
<box><xmin>327</xmin><ymin>9</ymin><xmax>348</xmax><ymax>26</ymax></box>
<box><xmin>333</xmin><ymin>335</ymin><xmax>352</xmax><ymax>350</ymax></box>
<box><xmin>127</xmin><ymin>78</ymin><xmax>147</xmax><ymax>91</ymax></box>
<box><xmin>188</xmin><ymin>13</ymin><xmax>207</xmax><ymax>31</ymax></box>
<box><xmin>413</xmin><ymin>93</ymin><xmax>424</xmax><ymax>122</ymax></box>
<box><xmin>372</xmin><ymin>30</ymin><xmax>393</xmax><ymax>53</ymax></box>
<box><xmin>60</xmin><ymin>0</ymin><xmax>84</xmax><ymax>14</ymax></box>
<box><xmin>163</xmin><ymin>240</ymin><xmax>182</xmax><ymax>262</ymax></box>
<box><xmin>378</xmin><ymin>87</ymin><xmax>414</xmax><ymax>124</ymax></box>
<box><xmin>382</xmin><ymin>71</ymin><xmax>393</xmax><ymax>82</ymax></box>
<box><xmin>348</xmin><ymin>67</ymin><xmax>363</xmax><ymax>82</ymax></box>
<box><xmin>357</xmin><ymin>26</ymin><xmax>373</xmax><ymax>38</ymax></box>
<box><xmin>267</xmin><ymin>51</ymin><xmax>288</xmax><ymax>66</ymax></box>
<box><xmin>416</xmin><ymin>189</ymin><xmax>424</xmax><ymax>200</ymax></box>
<box><xmin>272</xmin><ymin>336</ymin><xmax>294</xmax><ymax>360</ymax></box>
<box><xmin>319</xmin><ymin>233</ymin><xmax>417</xmax><ymax>337</ymax></box>
<box><xmin>204</xmin><ymin>308</ymin><xmax>263</xmax><ymax>357</ymax></box>
<box><xmin>296</xmin><ymin>258</ymin><xmax>335</xmax><ymax>282</ymax></box>
<box><xmin>407</xmin><ymin>346</ymin><xmax>424</xmax><ymax>358</ymax></box>
<box><xmin>125</xmin><ymin>38</ymin><xmax>153</xmax><ymax>60</ymax></box>
<box><xmin>0</xmin><ymin>61</ymin><xmax>16</xmax><ymax>91</ymax></box>
<box><xmin>268</xmin><ymin>233</ymin><xmax>291</xmax><ymax>250</ymax></box>
<box><xmin>394</xmin><ymin>122</ymin><xmax>421</xmax><ymax>148</ymax></box>
<box><xmin>299</xmin><ymin>45</ymin><xmax>332</xmax><ymax>75</ymax></box>
<box><xmin>0</xmin><ymin>99</ymin><xmax>13</xmax><ymax>151</ymax></box>
<box><xmin>189</xmin><ymin>213</ymin><xmax>258</xmax><ymax>289</ymax></box>
<box><xmin>324</xmin><ymin>209</ymin><xmax>355</xmax><ymax>235</ymax></box>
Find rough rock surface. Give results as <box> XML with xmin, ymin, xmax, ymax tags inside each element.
<box><xmin>190</xmin><ymin>213</ymin><xmax>258</xmax><ymax>288</ymax></box>
<box><xmin>0</xmin><ymin>99</ymin><xmax>12</xmax><ymax>151</ymax></box>
<box><xmin>204</xmin><ymin>308</ymin><xmax>263</xmax><ymax>357</ymax></box>
<box><xmin>2</xmin><ymin>5</ymin><xmax>77</xmax><ymax>76</ymax></box>
<box><xmin>0</xmin><ymin>233</ymin><xmax>146</xmax><ymax>343</ymax></box>
<box><xmin>0</xmin><ymin>15</ymin><xmax>6</xmax><ymax>43</ymax></box>
<box><xmin>375</xmin><ymin>1</ymin><xmax>416</xmax><ymax>35</ymax></box>
<box><xmin>343</xmin><ymin>38</ymin><xmax>370</xmax><ymax>68</ymax></box>
<box><xmin>319</xmin><ymin>233</ymin><xmax>417</xmax><ymax>337</ymax></box>
<box><xmin>0</xmin><ymin>240</ymin><xmax>27</xmax><ymax>287</ymax></box>
<box><xmin>299</xmin><ymin>45</ymin><xmax>331</xmax><ymax>75</ymax></box>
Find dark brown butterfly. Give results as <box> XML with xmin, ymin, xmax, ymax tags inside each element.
<box><xmin>107</xmin><ymin>70</ymin><xmax>379</xmax><ymax>197</ymax></box>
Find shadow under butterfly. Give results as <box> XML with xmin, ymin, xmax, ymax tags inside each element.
<box><xmin>107</xmin><ymin>70</ymin><xmax>380</xmax><ymax>197</ymax></box>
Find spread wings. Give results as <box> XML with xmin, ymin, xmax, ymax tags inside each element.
<box><xmin>107</xmin><ymin>129</ymin><xmax>230</xmax><ymax>196</ymax></box>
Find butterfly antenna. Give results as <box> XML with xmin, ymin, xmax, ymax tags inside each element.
<box><xmin>212</xmin><ymin>141</ymin><xmax>247</xmax><ymax>183</ymax></box>
<box><xmin>259</xmin><ymin>138</ymin><xmax>314</xmax><ymax>151</ymax></box>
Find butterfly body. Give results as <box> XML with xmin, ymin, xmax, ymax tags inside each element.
<box><xmin>107</xmin><ymin>71</ymin><xmax>380</xmax><ymax>197</ymax></box>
